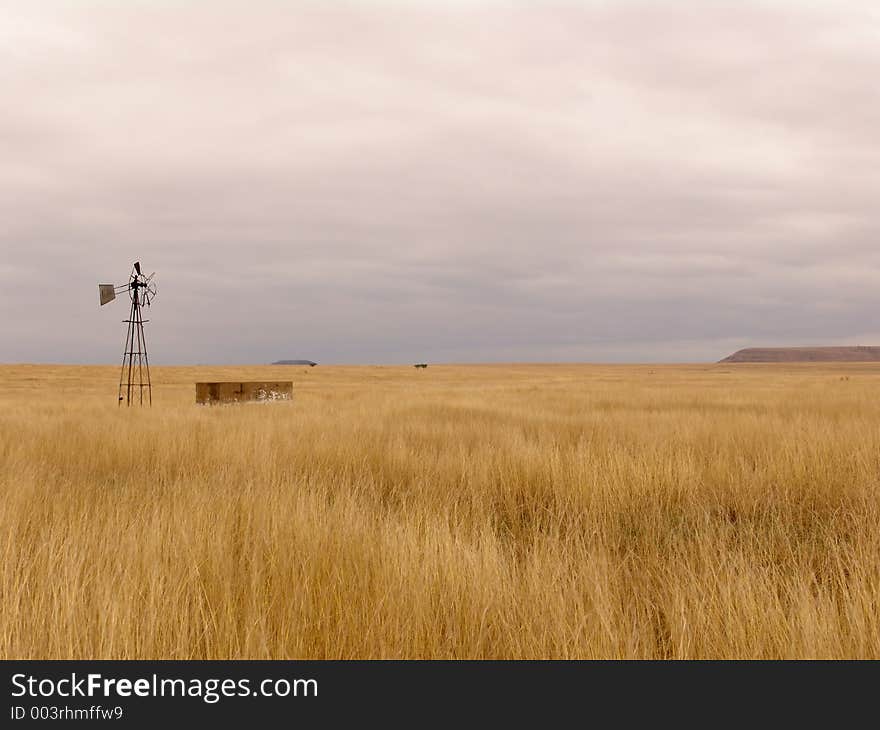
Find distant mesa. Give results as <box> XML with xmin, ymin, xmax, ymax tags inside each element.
<box><xmin>720</xmin><ymin>347</ymin><xmax>880</xmax><ymax>363</ymax></box>
<box><xmin>273</xmin><ymin>359</ymin><xmax>317</xmax><ymax>366</ymax></box>
<box><xmin>414</xmin><ymin>363</ymin><xmax>428</xmax><ymax>369</ymax></box>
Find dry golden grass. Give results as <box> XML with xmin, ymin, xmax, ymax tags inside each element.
<box><xmin>1</xmin><ymin>362</ymin><xmax>879</xmax><ymax>659</ymax></box>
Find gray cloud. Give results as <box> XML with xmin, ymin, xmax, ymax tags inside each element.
<box><xmin>2</xmin><ymin>0</ymin><xmax>879</xmax><ymax>364</ymax></box>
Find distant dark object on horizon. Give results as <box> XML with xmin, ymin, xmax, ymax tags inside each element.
<box><xmin>720</xmin><ymin>346</ymin><xmax>880</xmax><ymax>363</ymax></box>
<box><xmin>414</xmin><ymin>363</ymin><xmax>428</xmax><ymax>369</ymax></box>
<box><xmin>273</xmin><ymin>359</ymin><xmax>317</xmax><ymax>366</ymax></box>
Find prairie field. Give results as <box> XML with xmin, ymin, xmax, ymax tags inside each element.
<box><xmin>1</xmin><ymin>362</ymin><xmax>879</xmax><ymax>659</ymax></box>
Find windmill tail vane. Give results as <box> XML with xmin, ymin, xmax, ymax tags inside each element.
<box><xmin>98</xmin><ymin>261</ymin><xmax>157</xmax><ymax>406</ymax></box>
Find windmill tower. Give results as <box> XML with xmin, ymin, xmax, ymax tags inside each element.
<box><xmin>98</xmin><ymin>262</ymin><xmax>157</xmax><ymax>406</ymax></box>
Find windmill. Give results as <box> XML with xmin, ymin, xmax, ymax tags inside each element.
<box><xmin>98</xmin><ymin>262</ymin><xmax>157</xmax><ymax>406</ymax></box>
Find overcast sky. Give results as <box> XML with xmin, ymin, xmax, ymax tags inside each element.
<box><xmin>2</xmin><ymin>0</ymin><xmax>879</xmax><ymax>364</ymax></box>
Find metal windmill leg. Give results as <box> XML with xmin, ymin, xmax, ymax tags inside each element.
<box><xmin>142</xmin><ymin>317</ymin><xmax>152</xmax><ymax>406</ymax></box>
<box><xmin>135</xmin><ymin>300</ymin><xmax>144</xmax><ymax>405</ymax></box>
<box><xmin>125</xmin><ymin>293</ymin><xmax>137</xmax><ymax>406</ymax></box>
<box><xmin>118</xmin><ymin>296</ymin><xmax>136</xmax><ymax>406</ymax></box>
